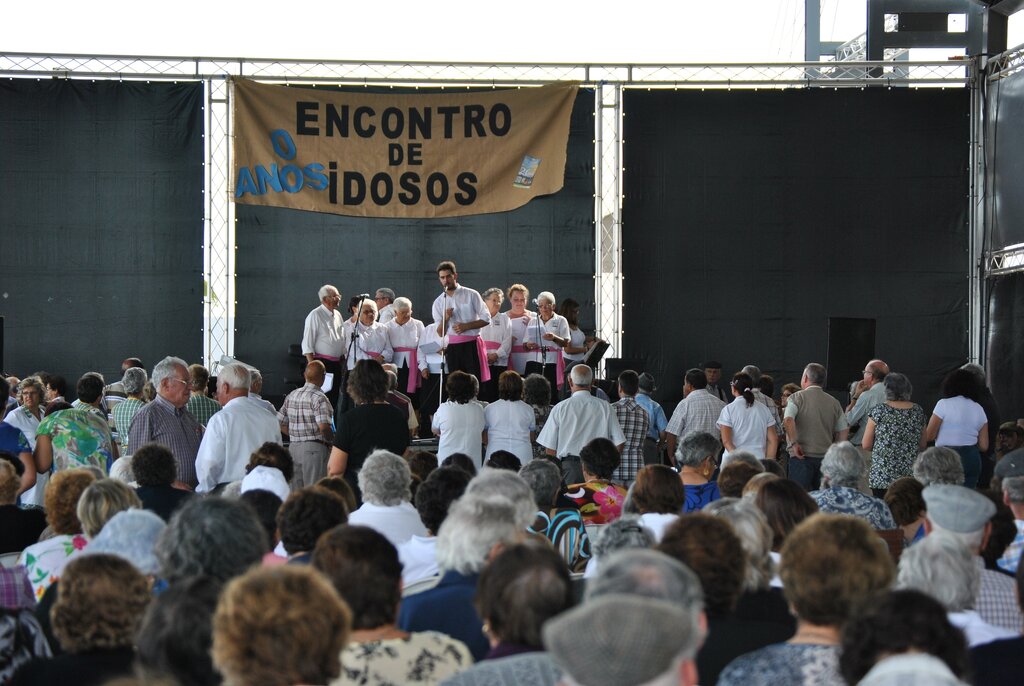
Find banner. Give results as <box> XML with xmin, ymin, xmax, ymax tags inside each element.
<box><xmin>232</xmin><ymin>79</ymin><xmax>579</xmax><ymax>218</ymax></box>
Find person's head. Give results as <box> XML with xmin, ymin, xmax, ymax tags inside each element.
<box><xmin>485</xmin><ymin>450</ymin><xmax>522</xmax><ymax>471</ymax></box>
<box><xmin>507</xmin><ymin>283</ymin><xmax>530</xmax><ymax>311</ymax></box>
<box><xmin>52</xmin><ymin>554</ymin><xmax>151</xmax><ymax>654</ymax></box>
<box><xmin>216</xmin><ymin>363</ymin><xmax>251</xmax><ymax>404</ymax></box>
<box><xmin>781</xmin><ymin>513</ymin><xmax>895</xmax><ymax>626</ymax></box>
<box><xmin>313</xmin><ymin>525</ymin><xmax>402</xmax><ymax>630</ymax></box>
<box><xmin>703</xmin><ymin>498</ymin><xmax>775</xmax><ymax>592</ymax></box>
<box><xmin>882</xmin><ymin>372</ymin><xmax>913</xmax><ymax>402</ymax></box>
<box><xmin>780</xmin><ymin>382</ymin><xmax>800</xmax><ymax>407</ymax></box>
<box><xmin>519</xmin><ymin>458</ymin><xmax>562</xmax><ymax>509</ymax></box>
<box><xmin>441</xmin><ymin>452</ymin><xmax>478</xmax><ymax>477</ymax></box>
<box><xmin>482</xmin><ymin>287</ymin><xmax>504</xmax><ymax>315</ymax></box>
<box><xmin>415</xmin><ymin>466</ymin><xmax>472</xmax><ymax>535</ymax></box>
<box><xmin>980</xmin><ymin>488</ymin><xmax>1018</xmax><ymax>569</ymax></box>
<box><xmin>536</xmin><ymin>291</ymin><xmax>556</xmax><ymax>317</ymax></box>
<box><xmin>82</xmin><ymin>508</ymin><xmax>165</xmax><ymax>576</ymax></box>
<box><xmin>913</xmin><ymin>447</ymin><xmax>965</xmax><ymax>487</ymax></box>
<box><xmin>77</xmin><ymin>478</ymin><xmax>142</xmax><ymax>538</ymax></box>
<box><xmin>941</xmin><ymin>367</ymin><xmax>982</xmax><ymax>402</ymax></box>
<box><xmin>589</xmin><ymin>515</ymin><xmax>657</xmax><ymax>563</ymax></box>
<box><xmin>76</xmin><ymin>372</ymin><xmax>105</xmax><ymax>405</ymax></box>
<box><xmin>717</xmin><ymin>458</ymin><xmax>765</xmax><ymax>498</ymax></box>
<box><xmin>496</xmin><ymin>370</ymin><xmax>524</xmax><ymax>402</ymax></box>
<box><xmin>357</xmin><ymin>297</ymin><xmax>379</xmax><ymax>326</ymax></box>
<box><xmin>523</xmin><ymin>373</ymin><xmax>552</xmax><ymax>406</ymax></box>
<box><xmin>676</xmin><ymin>432</ymin><xmax>721</xmax><ymax>471</ymax></box>
<box><xmin>632</xmin><ymin>465</ymin><xmax>686</xmax><ymax>515</ymax></box>
<box><xmin>683</xmin><ymin>368</ymin><xmax>707</xmax><ymax>393</ymax></box>
<box><xmin>158</xmin><ymin>497</ymin><xmax>268</xmax><ymax>584</ymax></box>
<box><xmin>922</xmin><ymin>483</ymin><xmax>995</xmax><ymax>553</ymax></box>
<box><xmin>406</xmin><ymin>450</ymin><xmax>438</xmax><ymax>483</ymax></box>
<box><xmin>618</xmin><ymin>370</ymin><xmax>640</xmax><ymax>398</ymax></box>
<box><xmin>821</xmin><ymin>441</ymin><xmax>867</xmax><ymax>489</ymax></box>
<box><xmin>580</xmin><ymin>437</ymin><xmax>621</xmax><ymax>481</ymax></box>
<box><xmin>347</xmin><ymin>358</ymin><xmax>389</xmax><ymax>404</ymax></box>
<box><xmin>435</xmin><ymin>493</ymin><xmax>524</xmax><ymax>575</ymax></box>
<box><xmin>757</xmin><ymin>374</ymin><xmax>774</xmax><ymax>399</ymax></box>
<box><xmin>246</xmin><ymin>441</ymin><xmax>295</xmax><ymax>484</ymax></box>
<box><xmin>839</xmin><ymin>589</ymin><xmax>968</xmax><ymax>686</ymax></box>
<box><xmin>740</xmin><ymin>365</ymin><xmax>761</xmax><ymax>384</ymax></box>
<box><xmin>315</xmin><ymin>476</ymin><xmax>358</xmax><ymax>513</ymax></box>
<box><xmin>247</xmin><ymin>369</ymin><xmax>263</xmax><ymax>395</ymax></box>
<box><xmin>136</xmin><ymin>575</ymin><xmax>223</xmax><ymax>686</ymax></box>
<box><xmin>997</xmin><ymin>422</ymin><xmax>1024</xmax><ymax>454</ymax></box>
<box><xmin>18</xmin><ymin>376</ymin><xmax>45</xmax><ymax>410</ymax></box>
<box><xmin>885</xmin><ymin>477</ymin><xmax>927</xmax><ymax>526</ymax></box>
<box><xmin>659</xmin><ymin>514</ymin><xmax>745</xmax><ymax>616</ymax></box>
<box><xmin>754</xmin><ymin>478</ymin><xmax>819</xmax><ymax>551</ymax></box>
<box><xmin>392</xmin><ymin>296</ymin><xmax>412</xmax><ymax>323</ymax></box>
<box><xmin>188</xmin><ymin>363</ymin><xmax>211</xmax><ymax>394</ymax></box>
<box><xmin>277</xmin><ymin>487</ymin><xmax>348</xmax><ymax>556</ymax></box>
<box><xmin>44</xmin><ymin>468</ymin><xmax>98</xmax><ymax>535</ymax></box>
<box><xmin>121</xmin><ymin>366</ymin><xmax>148</xmax><ymax>397</ymax></box>
<box><xmin>465</xmin><ymin>467</ymin><xmax>537</xmax><ymax>527</ymax></box>
<box><xmin>741</xmin><ymin>471</ymin><xmax>781</xmax><ymax>499</ymax></box>
<box><xmin>128</xmin><ymin>443</ymin><xmax>176</xmax><ymax>487</ymax></box>
<box><xmin>152</xmin><ymin>356</ymin><xmax>191</xmax><ymax>408</ymax></box>
<box><xmin>238</xmin><ymin>489</ymin><xmax>284</xmax><ymax>547</ymax></box>
<box><xmin>318</xmin><ymin>283</ymin><xmax>341</xmax><ymax>310</ymax></box>
<box><xmin>730</xmin><ymin>371</ymin><xmax>755</xmax><ymax>406</ymax></box>
<box><xmin>897</xmin><ymin>531</ymin><xmax>978</xmax><ymax>612</ymax></box>
<box><xmin>862</xmin><ymin>359</ymin><xmax>889</xmax><ymax>386</ymax></box>
<box><xmin>1005</xmin><ymin>475</ymin><xmax>1024</xmax><ymax>509</ymax></box>
<box><xmin>558</xmin><ymin>297</ymin><xmax>581</xmax><ymax>326</ymax></box>
<box><xmin>570</xmin><ymin>363</ymin><xmax>594</xmax><ymax>390</ymax></box>
<box><xmin>44</xmin><ymin>399</ymin><xmax>73</xmax><ymax>416</ymax></box>
<box><xmin>374</xmin><ymin>287</ymin><xmax>395</xmax><ymax>308</ymax></box>
<box><xmin>445</xmin><ymin>370</ymin><xmax>477</xmax><ymax>403</ymax></box>
<box><xmin>0</xmin><ymin>459</ymin><xmax>19</xmax><ymax>506</ymax></box>
<box><xmin>358</xmin><ymin>449</ymin><xmax>413</xmax><ymax>506</ymax></box>
<box><xmin>45</xmin><ymin>374</ymin><xmax>67</xmax><ymax>400</ymax></box>
<box><xmin>477</xmin><ymin>542</ymin><xmax>574</xmax><ymax>649</ymax></box>
<box><xmin>702</xmin><ymin>361</ymin><xmax>722</xmax><ymax>386</ymax></box>
<box><xmin>347</xmin><ymin>294</ymin><xmax>363</xmax><ymax>316</ymax></box>
<box><xmin>213</xmin><ymin>565</ymin><xmax>351</xmax><ymax>686</ymax></box>
<box><xmin>437</xmin><ymin>260</ymin><xmax>458</xmax><ymax>291</ymax></box>
<box><xmin>802</xmin><ymin>362</ymin><xmax>827</xmax><ymax>388</ymax></box>
<box><xmin>545</xmin><ymin>593</ymin><xmax>704</xmax><ymax>686</ymax></box>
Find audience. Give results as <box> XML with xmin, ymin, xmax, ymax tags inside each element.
<box><xmin>677</xmin><ymin>431</ymin><xmax>723</xmax><ymax>512</ymax></box>
<box><xmin>809</xmin><ymin>441</ymin><xmax>897</xmax><ymax>530</ymax></box>
<box><xmin>884</xmin><ymin>476</ymin><xmax>928</xmax><ymax>546</ymax></box>
<box><xmin>565</xmin><ymin>436</ymin><xmax>628</xmax><ymax>525</ymax></box>
<box><xmin>349</xmin><ymin>449</ymin><xmax>427</xmax><ymax>547</ymax></box>
<box><xmin>752</xmin><ymin>478</ymin><xmax>819</xmax><ymax>554</ymax></box>
<box><xmin>914</xmin><ymin>446</ymin><xmax>966</xmax><ymax>487</ymax></box>
<box><xmin>520</xmin><ymin>458</ymin><xmax>590</xmax><ymax>571</ymax></box>
<box><xmin>130</xmin><ymin>442</ymin><xmax>194</xmax><ymax>520</ymax></box>
<box><xmin>0</xmin><ymin>455</ymin><xmax>46</xmax><ymax>553</ymax></box>
<box><xmin>399</xmin><ymin>466</ymin><xmax>471</xmax><ymax>585</ymax></box>
<box><xmin>630</xmin><ymin>464</ymin><xmax>686</xmax><ymax>541</ymax></box>
<box><xmin>276</xmin><ymin>486</ymin><xmax>348</xmax><ymax>563</ymax></box>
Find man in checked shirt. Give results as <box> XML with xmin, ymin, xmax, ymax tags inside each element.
<box><xmin>277</xmin><ymin>361</ymin><xmax>334</xmax><ymax>489</ymax></box>
<box><xmin>612</xmin><ymin>370</ymin><xmax>650</xmax><ymax>485</ymax></box>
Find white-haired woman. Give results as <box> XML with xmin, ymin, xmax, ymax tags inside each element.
<box><xmin>523</xmin><ymin>291</ymin><xmax>570</xmax><ymax>396</ymax></box>
<box><xmin>348</xmin><ymin>450</ymin><xmax>427</xmax><ymax>548</ymax></box>
<box><xmin>346</xmin><ymin>298</ymin><xmax>394</xmax><ymax>370</ymax></box>
<box><xmin>384</xmin><ymin>296</ymin><xmax>424</xmax><ymax>400</ymax></box>
<box><xmin>478</xmin><ymin>287</ymin><xmax>512</xmax><ymax>403</ymax></box>
<box><xmin>862</xmin><ymin>372</ymin><xmax>926</xmax><ymax>496</ymax></box>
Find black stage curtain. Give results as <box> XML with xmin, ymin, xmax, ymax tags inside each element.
<box><xmin>0</xmin><ymin>80</ymin><xmax>204</xmax><ymax>390</ymax></box>
<box><xmin>988</xmin><ymin>272</ymin><xmax>1024</xmax><ymax>421</ymax></box>
<box><xmin>235</xmin><ymin>88</ymin><xmax>595</xmax><ymax>401</ymax></box>
<box><xmin>986</xmin><ymin>65</ymin><xmax>1024</xmax><ymax>251</ymax></box>
<box><xmin>622</xmin><ymin>88</ymin><xmax>969</xmax><ymax>414</ymax></box>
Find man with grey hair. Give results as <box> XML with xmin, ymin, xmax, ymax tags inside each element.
<box><xmin>399</xmin><ymin>493</ymin><xmax>525</xmax><ymax>661</ymax></box>
<box><xmin>897</xmin><ymin>531</ymin><xmax>1016</xmax><ymax>647</ymax></box>
<box><xmin>246</xmin><ymin>369</ymin><xmax>277</xmax><ymax>416</ymax></box>
<box><xmin>128</xmin><ymin>356</ymin><xmax>203</xmax><ymax>488</ymax></box>
<box><xmin>537</xmin><ymin>363</ymin><xmax>626</xmax><ymax>485</ymax></box>
<box><xmin>194</xmin><ymin>363</ymin><xmax>281</xmax><ymax>494</ymax></box>
<box><xmin>810</xmin><ymin>441</ymin><xmax>896</xmax><ymax>530</ymax></box>
<box><xmin>302</xmin><ymin>284</ymin><xmax>345</xmax><ymax>407</ymax></box>
<box><xmin>111</xmin><ymin>366</ymin><xmax>148</xmax><ymax>455</ymax></box>
<box><xmin>348</xmin><ymin>449</ymin><xmax>427</xmax><ymax>547</ymax></box>
<box><xmin>584</xmin><ymin>515</ymin><xmax>657</xmax><ymax>579</ymax></box>
<box><xmin>375</xmin><ymin>287</ymin><xmax>397</xmax><ymax>324</ymax></box>
<box><xmin>996</xmin><ymin>453</ymin><xmax>1024</xmax><ymax>573</ymax></box>
<box><xmin>922</xmin><ymin>483</ymin><xmax>1023</xmax><ymax>632</ymax></box>
<box><xmin>913</xmin><ymin>446</ymin><xmax>965</xmax><ymax>487</ymax></box>
<box><xmin>845</xmin><ymin>359</ymin><xmax>889</xmax><ymax>450</ymax></box>
<box><xmin>783</xmin><ymin>363</ymin><xmax>849</xmax><ymax>490</ymax></box>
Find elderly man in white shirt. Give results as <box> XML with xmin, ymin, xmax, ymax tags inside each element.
<box><xmin>301</xmin><ymin>284</ymin><xmax>344</xmax><ymax>407</ymax></box>
<box><xmin>195</xmin><ymin>363</ymin><xmax>282</xmax><ymax>493</ymax></box>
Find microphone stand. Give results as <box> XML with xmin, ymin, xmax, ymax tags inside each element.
<box><xmin>439</xmin><ymin>289</ymin><xmax>448</xmax><ymax>410</ymax></box>
<box><xmin>342</xmin><ymin>295</ymin><xmax>371</xmax><ymax>411</ymax></box>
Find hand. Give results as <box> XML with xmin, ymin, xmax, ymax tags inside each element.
<box><xmin>790</xmin><ymin>442</ymin><xmax>805</xmax><ymax>459</ymax></box>
<box><xmin>421</xmin><ymin>369</ymin><xmax>430</xmax><ymax>379</ymax></box>
<box><xmin>370</xmin><ymin>352</ymin><xmax>384</xmax><ymax>361</ymax></box>
<box><xmin>487</xmin><ymin>352</ymin><xmax>498</xmax><ymax>363</ymax></box>
<box><xmin>453</xmin><ymin>322</ymin><xmax>467</xmax><ymax>334</ymax></box>
<box><xmin>542</xmin><ymin>332</ymin><xmax>555</xmax><ymax>341</ymax></box>
<box><xmin>525</xmin><ymin>342</ymin><xmax>535</xmax><ymax>350</ymax></box>
<box><xmin>444</xmin><ymin>307</ymin><xmax>454</xmax><ymax>320</ymax></box>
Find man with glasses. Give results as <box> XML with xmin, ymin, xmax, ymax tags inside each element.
<box><xmin>302</xmin><ymin>284</ymin><xmax>345</xmax><ymax>408</ymax></box>
<box><xmin>128</xmin><ymin>356</ymin><xmax>203</xmax><ymax>488</ymax></box>
<box><xmin>374</xmin><ymin>287</ymin><xmax>397</xmax><ymax>324</ymax></box>
<box><xmin>845</xmin><ymin>359</ymin><xmax>889</xmax><ymax>469</ymax></box>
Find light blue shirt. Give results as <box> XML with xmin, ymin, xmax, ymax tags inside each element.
<box><xmin>635</xmin><ymin>392</ymin><xmax>668</xmax><ymax>441</ymax></box>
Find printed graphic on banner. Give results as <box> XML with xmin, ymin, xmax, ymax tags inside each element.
<box><xmin>232</xmin><ymin>79</ymin><xmax>579</xmax><ymax>219</ymax></box>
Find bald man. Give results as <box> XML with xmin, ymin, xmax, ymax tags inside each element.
<box><xmin>277</xmin><ymin>360</ymin><xmax>335</xmax><ymax>489</ymax></box>
<box><xmin>846</xmin><ymin>359</ymin><xmax>889</xmax><ymax>448</ymax></box>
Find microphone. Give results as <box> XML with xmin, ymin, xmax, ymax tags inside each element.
<box><xmin>531</xmin><ymin>298</ymin><xmax>538</xmax><ymax>306</ymax></box>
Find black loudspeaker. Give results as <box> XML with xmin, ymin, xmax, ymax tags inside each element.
<box><xmin>604</xmin><ymin>358</ymin><xmax>646</xmax><ymax>382</ymax></box>
<box><xmin>826</xmin><ymin>318</ymin><xmax>876</xmax><ymax>393</ymax></box>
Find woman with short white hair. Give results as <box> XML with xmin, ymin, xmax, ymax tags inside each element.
<box><xmin>348</xmin><ymin>450</ymin><xmax>427</xmax><ymax>548</ymax></box>
<box><xmin>346</xmin><ymin>298</ymin><xmax>394</xmax><ymax>370</ymax></box>
<box><xmin>522</xmin><ymin>291</ymin><xmax>570</xmax><ymax>395</ymax></box>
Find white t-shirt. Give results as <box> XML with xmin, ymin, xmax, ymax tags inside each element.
<box><xmin>348</xmin><ymin>501</ymin><xmax>428</xmax><ymax>548</ymax></box>
<box><xmin>717</xmin><ymin>396</ymin><xmax>775</xmax><ymax>462</ymax></box>
<box><xmin>933</xmin><ymin>396</ymin><xmax>988</xmax><ymax>447</ymax></box>
<box><xmin>484</xmin><ymin>399</ymin><xmax>536</xmax><ymax>463</ymax></box>
<box><xmin>432</xmin><ymin>401</ymin><xmax>486</xmax><ymax>464</ymax></box>
<box><xmin>397</xmin><ymin>535</ymin><xmax>439</xmax><ymax>586</ymax></box>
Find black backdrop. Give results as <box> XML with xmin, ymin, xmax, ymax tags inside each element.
<box><xmin>0</xmin><ymin>80</ymin><xmax>204</xmax><ymax>390</ymax></box>
<box><xmin>622</xmin><ymin>88</ymin><xmax>969</xmax><ymax>413</ymax></box>
<box><xmin>235</xmin><ymin>88</ymin><xmax>596</xmax><ymax>400</ymax></box>
<box><xmin>988</xmin><ymin>272</ymin><xmax>1024</xmax><ymax>421</ymax></box>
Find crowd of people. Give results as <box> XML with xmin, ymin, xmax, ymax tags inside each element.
<box><xmin>1</xmin><ymin>264</ymin><xmax>1024</xmax><ymax>685</ymax></box>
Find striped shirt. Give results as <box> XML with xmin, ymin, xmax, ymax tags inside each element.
<box><xmin>127</xmin><ymin>394</ymin><xmax>203</xmax><ymax>487</ymax></box>
<box><xmin>186</xmin><ymin>393</ymin><xmax>222</xmax><ymax>427</ymax></box>
<box><xmin>666</xmin><ymin>389</ymin><xmax>727</xmax><ymax>440</ymax></box>
<box><xmin>612</xmin><ymin>397</ymin><xmax>650</xmax><ymax>484</ymax></box>
<box><xmin>277</xmin><ymin>383</ymin><xmax>333</xmax><ymax>443</ymax></box>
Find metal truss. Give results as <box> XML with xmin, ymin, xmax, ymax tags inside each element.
<box><xmin>987</xmin><ymin>43</ymin><xmax>1024</xmax><ymax>82</ymax></box>
<box><xmin>0</xmin><ymin>52</ymin><xmax>975</xmax><ymax>364</ymax></box>
<box><xmin>985</xmin><ymin>245</ymin><xmax>1024</xmax><ymax>276</ymax></box>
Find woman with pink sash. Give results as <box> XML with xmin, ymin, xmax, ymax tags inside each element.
<box><xmin>523</xmin><ymin>291</ymin><xmax>570</xmax><ymax>396</ymax></box>
<box><xmin>385</xmin><ymin>296</ymin><xmax>425</xmax><ymax>402</ymax></box>
<box><xmin>506</xmin><ymin>283</ymin><xmax>536</xmax><ymax>376</ymax></box>
<box><xmin>346</xmin><ymin>299</ymin><xmax>394</xmax><ymax>370</ymax></box>
<box><xmin>478</xmin><ymin>287</ymin><xmax>512</xmax><ymax>403</ymax></box>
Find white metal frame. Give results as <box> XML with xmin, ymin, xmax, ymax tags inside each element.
<box><xmin>0</xmin><ymin>52</ymin><xmax>975</xmax><ymax>365</ymax></box>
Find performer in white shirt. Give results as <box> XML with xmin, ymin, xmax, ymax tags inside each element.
<box><xmin>346</xmin><ymin>298</ymin><xmax>394</xmax><ymax>370</ymax></box>
<box><xmin>505</xmin><ymin>283</ymin><xmax>536</xmax><ymax>375</ymax></box>
<box><xmin>431</xmin><ymin>260</ymin><xmax>490</xmax><ymax>384</ymax></box>
<box><xmin>301</xmin><ymin>284</ymin><xmax>344</xmax><ymax>407</ymax></box>
<box><xmin>478</xmin><ymin>287</ymin><xmax>512</xmax><ymax>403</ymax></box>
<box><xmin>524</xmin><ymin>291</ymin><xmax>570</xmax><ymax>395</ymax></box>
<box><xmin>386</xmin><ymin>296</ymin><xmax>425</xmax><ymax>401</ymax></box>
<box><xmin>416</xmin><ymin>324</ymin><xmax>448</xmax><ymax>438</ymax></box>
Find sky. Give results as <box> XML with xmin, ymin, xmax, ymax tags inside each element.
<box><xmin>7</xmin><ymin>0</ymin><xmax>1020</xmax><ymax>64</ymax></box>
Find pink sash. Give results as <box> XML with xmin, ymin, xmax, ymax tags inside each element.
<box><xmin>314</xmin><ymin>353</ymin><xmax>341</xmax><ymax>362</ymax></box>
<box><xmin>393</xmin><ymin>347</ymin><xmax>420</xmax><ymax>393</ymax></box>
<box><xmin>449</xmin><ymin>334</ymin><xmax>492</xmax><ymax>383</ymax></box>
<box><xmin>510</xmin><ymin>345</ymin><xmax>529</xmax><ymax>354</ymax></box>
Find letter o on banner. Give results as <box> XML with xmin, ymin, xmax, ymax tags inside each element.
<box><xmin>280</xmin><ymin>165</ymin><xmax>304</xmax><ymax>192</ymax></box>
<box><xmin>270</xmin><ymin>129</ymin><xmax>297</xmax><ymax>160</ymax></box>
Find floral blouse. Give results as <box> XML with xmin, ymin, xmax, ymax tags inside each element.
<box><xmin>566</xmin><ymin>480</ymin><xmax>629</xmax><ymax>525</ymax></box>
<box><xmin>18</xmin><ymin>534</ymin><xmax>89</xmax><ymax>600</ymax></box>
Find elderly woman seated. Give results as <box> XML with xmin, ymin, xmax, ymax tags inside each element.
<box><xmin>629</xmin><ymin>464</ymin><xmax>686</xmax><ymax>542</ymax></box>
<box><xmin>677</xmin><ymin>431</ymin><xmax>723</xmax><ymax>512</ymax></box>
<box><xmin>884</xmin><ymin>477</ymin><xmax>928</xmax><ymax>546</ymax></box>
<box><xmin>276</xmin><ymin>487</ymin><xmax>348</xmax><ymax>564</ymax></box>
<box><xmin>519</xmin><ymin>459</ymin><xmax>590</xmax><ymax>572</ymax></box>
<box><xmin>11</xmin><ymin>554</ymin><xmax>151</xmax><ymax>685</ymax></box>
<box><xmin>348</xmin><ymin>449</ymin><xmax>428</xmax><ymax>548</ymax></box>
<box><xmin>0</xmin><ymin>454</ymin><xmax>46</xmax><ymax>553</ymax></box>
<box><xmin>913</xmin><ymin>446</ymin><xmax>965</xmax><ymax>487</ymax></box>
<box><xmin>566</xmin><ymin>437</ymin><xmax>629</xmax><ymax>525</ymax></box>
<box><xmin>212</xmin><ymin>565</ymin><xmax>352</xmax><ymax>686</ymax></box>
<box><xmin>896</xmin><ymin>531</ymin><xmax>1017</xmax><ymax>648</ymax></box>
<box><xmin>397</xmin><ymin>466</ymin><xmax>471</xmax><ymax>586</ymax></box>
<box><xmin>131</xmin><ymin>443</ymin><xmax>194</xmax><ymax>521</ymax></box>
<box><xmin>809</xmin><ymin>442</ymin><xmax>897</xmax><ymax>530</ymax></box>
<box><xmin>313</xmin><ymin>525</ymin><xmax>473</xmax><ymax>684</ymax></box>
<box><xmin>582</xmin><ymin>514</ymin><xmax>656</xmax><ymax>580</ymax></box>
<box><xmin>717</xmin><ymin>514</ymin><xmax>895</xmax><ymax>686</ymax></box>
